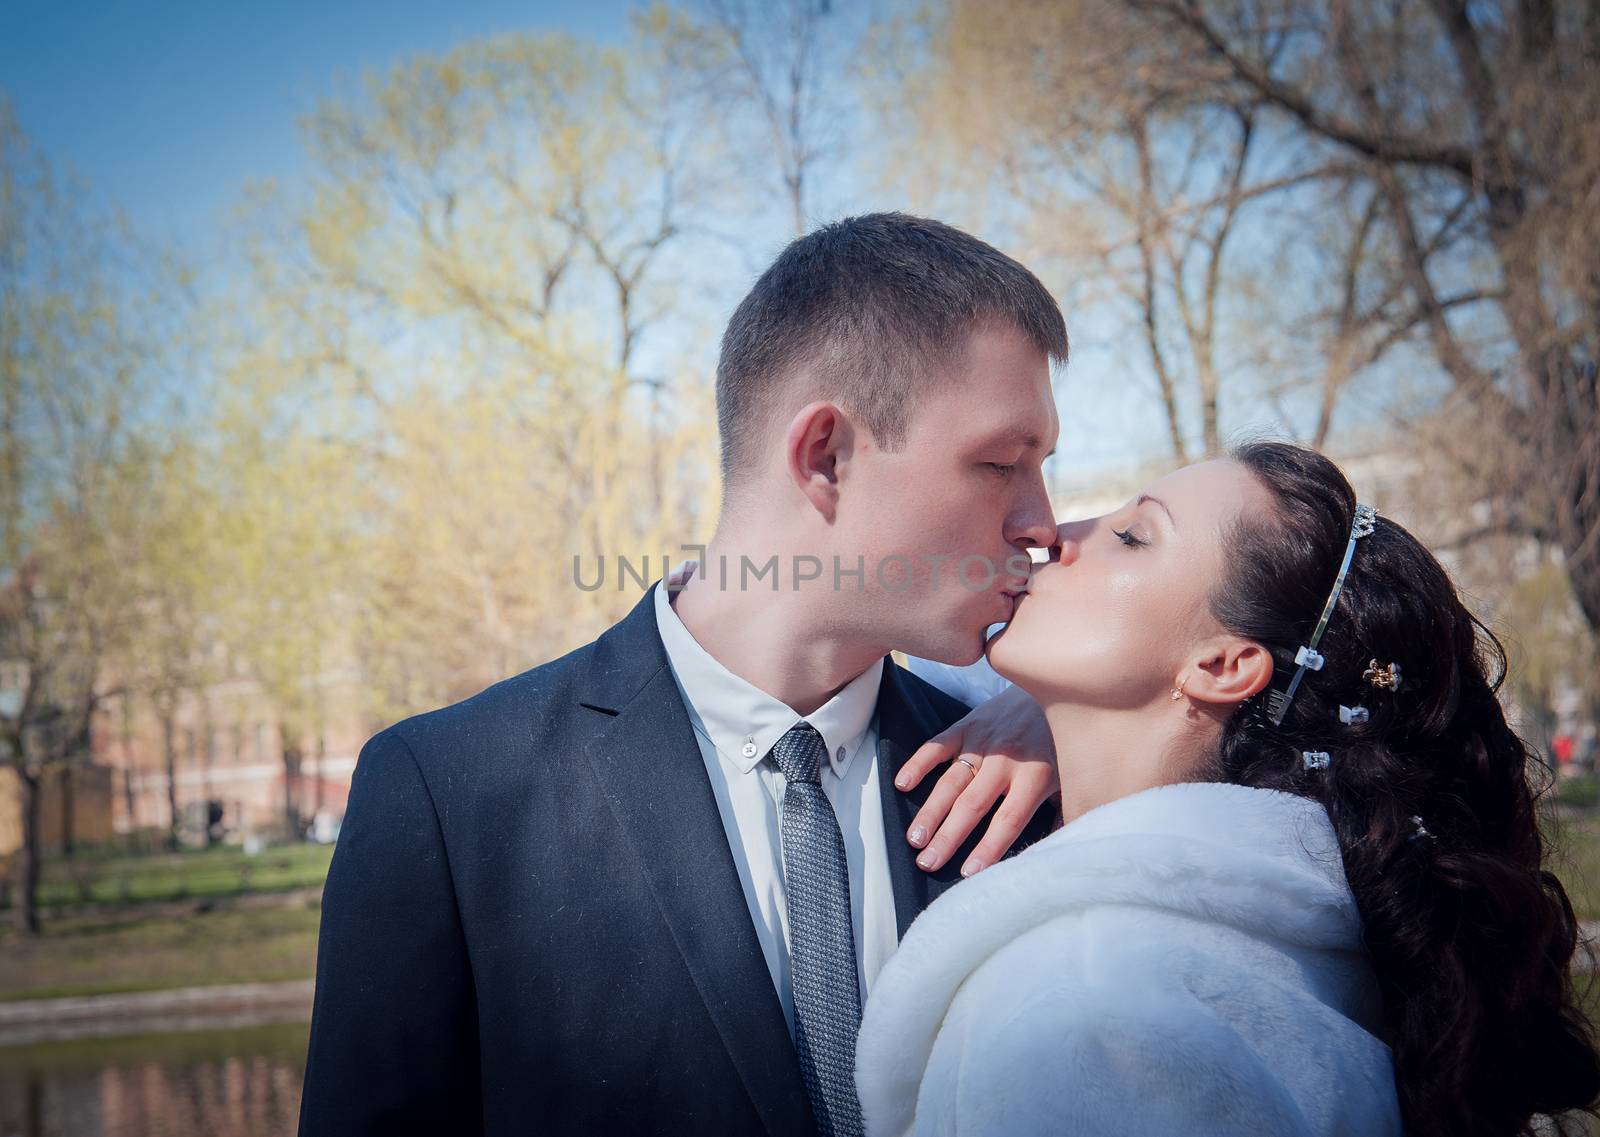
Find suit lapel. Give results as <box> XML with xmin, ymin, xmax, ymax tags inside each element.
<box><xmin>874</xmin><ymin>662</ymin><xmax>969</xmax><ymax>938</ymax></box>
<box><xmin>576</xmin><ymin>588</ymin><xmax>814</xmax><ymax>1137</ymax></box>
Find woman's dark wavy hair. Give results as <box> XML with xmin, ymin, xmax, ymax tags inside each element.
<box><xmin>1208</xmin><ymin>441</ymin><xmax>1600</xmax><ymax>1137</ymax></box>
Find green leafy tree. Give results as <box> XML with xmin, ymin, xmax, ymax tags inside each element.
<box><xmin>0</xmin><ymin>101</ymin><xmax>160</xmax><ymax>931</ymax></box>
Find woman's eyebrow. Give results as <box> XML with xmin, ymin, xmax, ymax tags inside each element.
<box><xmin>1136</xmin><ymin>494</ymin><xmax>1176</xmax><ymax>529</ymax></box>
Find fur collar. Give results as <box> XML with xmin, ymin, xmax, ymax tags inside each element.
<box><xmin>857</xmin><ymin>781</ymin><xmax>1380</xmax><ymax>1135</ymax></box>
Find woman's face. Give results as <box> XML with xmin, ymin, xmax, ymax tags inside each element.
<box><xmin>986</xmin><ymin>458</ymin><xmax>1270</xmax><ymax>707</ymax></box>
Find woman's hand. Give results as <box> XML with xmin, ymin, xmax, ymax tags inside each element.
<box><xmin>895</xmin><ymin>684</ymin><xmax>1060</xmax><ymax>876</ymax></box>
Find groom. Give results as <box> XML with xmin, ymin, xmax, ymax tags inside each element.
<box><xmin>298</xmin><ymin>213</ymin><xmax>1067</xmax><ymax>1137</ymax></box>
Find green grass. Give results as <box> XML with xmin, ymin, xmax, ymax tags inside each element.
<box><xmin>0</xmin><ymin>814</ymin><xmax>1594</xmax><ymax>1011</ymax></box>
<box><xmin>19</xmin><ymin>842</ymin><xmax>333</xmax><ymax>910</ymax></box>
<box><xmin>0</xmin><ymin>843</ymin><xmax>333</xmax><ymax>1003</ymax></box>
<box><xmin>0</xmin><ymin>897</ymin><xmax>323</xmax><ymax>1002</ymax></box>
<box><xmin>0</xmin><ymin>1020</ymin><xmax>310</xmax><ymax>1072</ymax></box>
<box><xmin>1546</xmin><ymin>810</ymin><xmax>1600</xmax><ymax>923</ymax></box>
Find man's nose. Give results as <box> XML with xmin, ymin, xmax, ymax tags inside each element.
<box><xmin>1007</xmin><ymin>479</ymin><xmax>1058</xmax><ymax>551</ymax></box>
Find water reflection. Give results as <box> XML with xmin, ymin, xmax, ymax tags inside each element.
<box><xmin>0</xmin><ymin>1022</ymin><xmax>307</xmax><ymax>1137</ymax></box>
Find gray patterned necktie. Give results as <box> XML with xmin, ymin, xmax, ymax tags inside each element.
<box><xmin>769</xmin><ymin>722</ymin><xmax>865</xmax><ymax>1137</ymax></box>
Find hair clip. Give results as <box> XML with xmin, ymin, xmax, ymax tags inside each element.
<box><xmin>1350</xmin><ymin>503</ymin><xmax>1378</xmax><ymax>539</ymax></box>
<box><xmin>1363</xmin><ymin>660</ymin><xmax>1402</xmax><ymax>691</ymax></box>
<box><xmin>1338</xmin><ymin>704</ymin><xmax>1369</xmax><ymax>725</ymax></box>
<box><xmin>1407</xmin><ymin>815</ymin><xmax>1432</xmax><ymax>844</ymax></box>
<box><xmin>1302</xmin><ymin>750</ymin><xmax>1331</xmax><ymax>770</ymax></box>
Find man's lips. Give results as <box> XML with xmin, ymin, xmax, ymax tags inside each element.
<box><xmin>999</xmin><ymin>571</ymin><xmax>1038</xmax><ymax>610</ymax></box>
<box><xmin>1005</xmin><ymin>557</ymin><xmax>1050</xmax><ymax>598</ymax></box>
<box><xmin>1001</xmin><ymin>573</ymin><xmax>1034</xmax><ymax>598</ymax></box>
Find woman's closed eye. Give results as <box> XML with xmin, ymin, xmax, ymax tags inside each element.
<box><xmin>1112</xmin><ymin>527</ymin><xmax>1148</xmax><ymax>549</ymax></box>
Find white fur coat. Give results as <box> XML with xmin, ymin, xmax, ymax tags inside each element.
<box><xmin>855</xmin><ymin>781</ymin><xmax>1402</xmax><ymax>1136</ymax></box>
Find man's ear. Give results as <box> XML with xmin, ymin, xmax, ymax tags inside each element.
<box><xmin>785</xmin><ymin>401</ymin><xmax>852</xmax><ymax>519</ymax></box>
<box><xmin>1184</xmin><ymin>637</ymin><xmax>1274</xmax><ymax>709</ymax></box>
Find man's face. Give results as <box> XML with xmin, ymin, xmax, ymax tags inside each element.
<box><xmin>835</xmin><ymin>323</ymin><xmax>1059</xmax><ymax>664</ymax></box>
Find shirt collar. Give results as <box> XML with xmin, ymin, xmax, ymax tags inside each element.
<box><xmin>653</xmin><ymin>580</ymin><xmax>883</xmax><ymax>776</ymax></box>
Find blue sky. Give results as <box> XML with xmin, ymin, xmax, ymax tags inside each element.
<box><xmin>0</xmin><ymin>0</ymin><xmax>1333</xmax><ymax>480</ymax></box>
<box><xmin>1</xmin><ymin>0</ymin><xmax>636</xmax><ymax>248</ymax></box>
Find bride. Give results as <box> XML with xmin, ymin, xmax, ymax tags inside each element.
<box><xmin>855</xmin><ymin>442</ymin><xmax>1599</xmax><ymax>1137</ymax></box>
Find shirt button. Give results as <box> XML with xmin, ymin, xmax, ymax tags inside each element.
<box><xmin>741</xmin><ymin>739</ymin><xmax>757</xmax><ymax>758</ymax></box>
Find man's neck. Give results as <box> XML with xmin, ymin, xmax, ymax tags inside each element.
<box><xmin>670</xmin><ymin>538</ymin><xmax>888</xmax><ymax>717</ymax></box>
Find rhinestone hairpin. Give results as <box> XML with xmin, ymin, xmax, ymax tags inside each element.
<box><xmin>1363</xmin><ymin>660</ymin><xmax>1402</xmax><ymax>691</ymax></box>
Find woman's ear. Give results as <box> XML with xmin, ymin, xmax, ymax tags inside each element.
<box><xmin>1184</xmin><ymin>638</ymin><xmax>1274</xmax><ymax>708</ymax></box>
<box><xmin>785</xmin><ymin>401</ymin><xmax>851</xmax><ymax>519</ymax></box>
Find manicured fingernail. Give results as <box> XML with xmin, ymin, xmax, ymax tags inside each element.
<box><xmin>916</xmin><ymin>851</ymin><xmax>936</xmax><ymax>870</ymax></box>
<box><xmin>909</xmin><ymin>825</ymin><xmax>928</xmax><ymax>846</ymax></box>
<box><xmin>960</xmin><ymin>859</ymin><xmax>985</xmax><ymax>878</ymax></box>
<box><xmin>895</xmin><ymin>774</ymin><xmax>910</xmax><ymax>790</ymax></box>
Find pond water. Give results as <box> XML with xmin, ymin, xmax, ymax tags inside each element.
<box><xmin>0</xmin><ymin>1022</ymin><xmax>307</xmax><ymax>1137</ymax></box>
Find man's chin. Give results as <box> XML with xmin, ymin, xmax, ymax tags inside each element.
<box><xmin>908</xmin><ymin>629</ymin><xmax>988</xmax><ymax>668</ymax></box>
<box><xmin>941</xmin><ymin>643</ymin><xmax>989</xmax><ymax>668</ymax></box>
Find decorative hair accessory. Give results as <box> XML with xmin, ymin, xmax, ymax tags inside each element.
<box><xmin>1338</xmin><ymin>704</ymin><xmax>1370</xmax><ymax>725</ymax></box>
<box><xmin>1263</xmin><ymin>503</ymin><xmax>1379</xmax><ymax>726</ymax></box>
<box><xmin>1302</xmin><ymin>750</ymin><xmax>1332</xmax><ymax>770</ymax></box>
<box><xmin>1407</xmin><ymin>815</ymin><xmax>1433</xmax><ymax>844</ymax></box>
<box><xmin>1363</xmin><ymin>660</ymin><xmax>1402</xmax><ymax>691</ymax></box>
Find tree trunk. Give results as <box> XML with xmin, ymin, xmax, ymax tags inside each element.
<box><xmin>314</xmin><ymin>731</ymin><xmax>326</xmax><ymax>816</ymax></box>
<box><xmin>158</xmin><ymin>704</ymin><xmax>180</xmax><ymax>849</ymax></box>
<box><xmin>1562</xmin><ymin>491</ymin><xmax>1600</xmax><ymax>633</ymax></box>
<box><xmin>119</xmin><ymin>698</ymin><xmax>138</xmax><ymax>832</ymax></box>
<box><xmin>283</xmin><ymin>740</ymin><xmax>303</xmax><ymax>839</ymax></box>
<box><xmin>1198</xmin><ymin>356</ymin><xmax>1222</xmax><ymax>457</ymax></box>
<box><xmin>60</xmin><ymin>765</ymin><xmax>74</xmax><ymax>858</ymax></box>
<box><xmin>12</xmin><ymin>769</ymin><xmax>41</xmax><ymax>936</ymax></box>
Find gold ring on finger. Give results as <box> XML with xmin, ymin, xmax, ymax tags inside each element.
<box><xmin>954</xmin><ymin>756</ymin><xmax>979</xmax><ymax>776</ymax></box>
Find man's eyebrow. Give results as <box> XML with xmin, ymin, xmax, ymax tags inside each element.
<box><xmin>972</xmin><ymin>430</ymin><xmax>1058</xmax><ymax>463</ymax></box>
<box><xmin>1137</xmin><ymin>494</ymin><xmax>1176</xmax><ymax>529</ymax></box>
<box><xmin>981</xmin><ymin>430</ymin><xmax>1052</xmax><ymax>452</ymax></box>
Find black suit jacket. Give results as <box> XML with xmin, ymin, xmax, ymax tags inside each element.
<box><xmin>299</xmin><ymin>586</ymin><xmax>1052</xmax><ymax>1136</ymax></box>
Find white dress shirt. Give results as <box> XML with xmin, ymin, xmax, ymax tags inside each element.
<box><xmin>652</xmin><ymin>580</ymin><xmax>899</xmax><ymax>1035</ymax></box>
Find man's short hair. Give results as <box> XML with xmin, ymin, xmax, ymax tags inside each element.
<box><xmin>715</xmin><ymin>212</ymin><xmax>1068</xmax><ymax>482</ymax></box>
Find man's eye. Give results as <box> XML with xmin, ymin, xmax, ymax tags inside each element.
<box><xmin>1112</xmin><ymin>528</ymin><xmax>1148</xmax><ymax>548</ymax></box>
<box><xmin>987</xmin><ymin>463</ymin><xmax>1016</xmax><ymax>476</ymax></box>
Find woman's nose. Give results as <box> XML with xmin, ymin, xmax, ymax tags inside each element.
<box><xmin>1052</xmin><ymin>520</ymin><xmax>1091</xmax><ymax>567</ymax></box>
